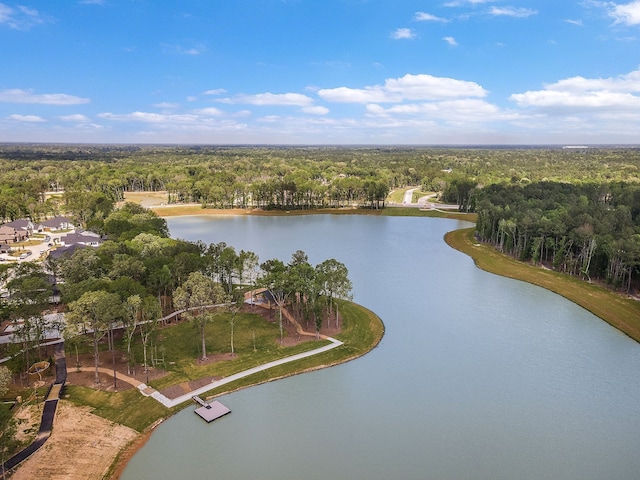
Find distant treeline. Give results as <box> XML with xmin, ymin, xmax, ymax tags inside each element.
<box><xmin>1</xmin><ymin>144</ymin><xmax>640</xmax><ymax>291</ymax></box>
<box><xmin>1</xmin><ymin>144</ymin><xmax>640</xmax><ymax>222</ymax></box>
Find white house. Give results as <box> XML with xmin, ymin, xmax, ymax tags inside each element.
<box><xmin>59</xmin><ymin>229</ymin><xmax>103</xmax><ymax>247</ymax></box>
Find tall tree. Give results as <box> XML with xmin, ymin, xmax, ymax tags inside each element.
<box><xmin>316</xmin><ymin>259</ymin><xmax>352</xmax><ymax>328</ymax></box>
<box><xmin>238</xmin><ymin>250</ymin><xmax>260</xmax><ymax>308</ymax></box>
<box><xmin>58</xmin><ymin>247</ymin><xmax>101</xmax><ymax>284</ymax></box>
<box><xmin>6</xmin><ymin>262</ymin><xmax>52</xmax><ymax>371</ymax></box>
<box><xmin>124</xmin><ymin>295</ymin><xmax>142</xmax><ymax>376</ymax></box>
<box><xmin>259</xmin><ymin>259</ymin><xmax>292</xmax><ymax>343</ymax></box>
<box><xmin>66</xmin><ymin>290</ymin><xmax>124</xmax><ymax>384</ymax></box>
<box><xmin>137</xmin><ymin>295</ymin><xmax>162</xmax><ymax>380</ymax></box>
<box><xmin>173</xmin><ymin>271</ymin><xmax>225</xmax><ymax>361</ymax></box>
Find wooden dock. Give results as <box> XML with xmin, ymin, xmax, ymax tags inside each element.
<box><xmin>193</xmin><ymin>395</ymin><xmax>231</xmax><ymax>423</ymax></box>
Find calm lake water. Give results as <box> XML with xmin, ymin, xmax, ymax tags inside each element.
<box><xmin>123</xmin><ymin>215</ymin><xmax>640</xmax><ymax>480</ymax></box>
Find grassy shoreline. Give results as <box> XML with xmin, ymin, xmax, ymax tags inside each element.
<box><xmin>28</xmin><ymin>204</ymin><xmax>637</xmax><ymax>478</ymax></box>
<box><xmin>105</xmin><ymin>299</ymin><xmax>384</xmax><ymax>478</ymax></box>
<box><xmin>445</xmin><ymin>227</ymin><xmax>640</xmax><ymax>343</ymax></box>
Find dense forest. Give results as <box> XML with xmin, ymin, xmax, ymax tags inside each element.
<box><xmin>1</xmin><ymin>144</ymin><xmax>639</xmax><ymax>293</ymax></box>
<box><xmin>1</xmin><ymin>144</ymin><xmax>640</xmax><ymax>222</ymax></box>
<box><xmin>475</xmin><ymin>182</ymin><xmax>640</xmax><ymax>292</ymax></box>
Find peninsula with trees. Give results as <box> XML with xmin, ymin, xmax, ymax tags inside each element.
<box><xmin>1</xmin><ymin>144</ymin><xmax>640</xmax><ymax>478</ymax></box>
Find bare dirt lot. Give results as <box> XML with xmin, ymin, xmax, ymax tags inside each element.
<box><xmin>119</xmin><ymin>190</ymin><xmax>169</xmax><ymax>207</ymax></box>
<box><xmin>9</xmin><ymin>403</ymin><xmax>138</xmax><ymax>480</ymax></box>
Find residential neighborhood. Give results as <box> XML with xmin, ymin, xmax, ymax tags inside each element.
<box><xmin>0</xmin><ymin>216</ymin><xmax>105</xmax><ymax>309</ymax></box>
<box><xmin>0</xmin><ymin>216</ymin><xmax>103</xmax><ymax>264</ymax></box>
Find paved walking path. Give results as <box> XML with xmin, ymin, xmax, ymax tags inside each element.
<box><xmin>75</xmin><ymin>304</ymin><xmax>343</xmax><ymax>409</ymax></box>
<box><xmin>79</xmin><ymin>338</ymin><xmax>342</xmax><ymax>408</ymax></box>
<box><xmin>153</xmin><ymin>337</ymin><xmax>342</xmax><ymax>408</ymax></box>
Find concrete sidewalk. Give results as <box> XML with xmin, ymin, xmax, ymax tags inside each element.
<box><xmin>77</xmin><ymin>337</ymin><xmax>343</xmax><ymax>409</ymax></box>
<box><xmin>150</xmin><ymin>336</ymin><xmax>343</xmax><ymax>408</ymax></box>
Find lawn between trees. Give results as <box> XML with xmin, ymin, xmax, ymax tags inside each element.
<box><xmin>64</xmin><ymin>299</ymin><xmax>383</xmax><ymax>434</ymax></box>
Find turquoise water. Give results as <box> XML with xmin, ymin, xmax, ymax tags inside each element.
<box><xmin>122</xmin><ymin>215</ymin><xmax>640</xmax><ymax>480</ymax></box>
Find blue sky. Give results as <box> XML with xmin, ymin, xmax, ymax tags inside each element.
<box><xmin>1</xmin><ymin>0</ymin><xmax>640</xmax><ymax>145</ymax></box>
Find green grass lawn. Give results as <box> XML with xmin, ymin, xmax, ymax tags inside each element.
<box><xmin>382</xmin><ymin>207</ymin><xmax>477</xmax><ymax>222</ymax></box>
<box><xmin>387</xmin><ymin>188</ymin><xmax>408</xmax><ymax>203</ymax></box>
<box><xmin>445</xmin><ymin>227</ymin><xmax>640</xmax><ymax>343</ymax></box>
<box><xmin>64</xmin><ymin>385</ymin><xmax>173</xmax><ymax>432</ymax></box>
<box><xmin>387</xmin><ymin>187</ymin><xmax>431</xmax><ymax>204</ymax></box>
<box><xmin>65</xmin><ymin>301</ymin><xmax>384</xmax><ymax>432</ymax></box>
<box><xmin>411</xmin><ymin>189</ymin><xmax>432</xmax><ymax>203</ymax></box>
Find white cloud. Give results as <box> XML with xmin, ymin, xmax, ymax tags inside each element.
<box><xmin>414</xmin><ymin>12</ymin><xmax>448</xmax><ymax>22</ymax></box>
<box><xmin>302</xmin><ymin>105</ymin><xmax>330</xmax><ymax>115</ymax></box>
<box><xmin>195</xmin><ymin>107</ymin><xmax>224</xmax><ymax>116</ymax></box>
<box><xmin>79</xmin><ymin>0</ymin><xmax>105</xmax><ymax>5</ymax></box>
<box><xmin>551</xmin><ymin>69</ymin><xmax>640</xmax><ymax>92</ymax></box>
<box><xmin>59</xmin><ymin>114</ymin><xmax>90</xmax><ymax>122</ymax></box>
<box><xmin>7</xmin><ymin>114</ymin><xmax>46</xmax><ymax>122</ymax></box>
<box><xmin>565</xmin><ymin>19</ymin><xmax>584</xmax><ymax>26</ymax></box>
<box><xmin>153</xmin><ymin>102</ymin><xmax>180</xmax><ymax>109</ymax></box>
<box><xmin>218</xmin><ymin>92</ymin><xmax>314</xmax><ymax>106</ymax></box>
<box><xmin>93</xmin><ymin>110</ymin><xmax>256</xmax><ymax>142</ymax></box>
<box><xmin>161</xmin><ymin>43</ymin><xmax>206</xmax><ymax>55</ymax></box>
<box><xmin>390</xmin><ymin>28</ymin><xmax>416</xmax><ymax>40</ymax></box>
<box><xmin>511</xmin><ymin>90</ymin><xmax>640</xmax><ymax>109</ymax></box>
<box><xmin>316</xmin><ymin>86</ymin><xmax>389</xmax><ymax>103</ymax></box>
<box><xmin>489</xmin><ymin>6</ymin><xmax>537</xmax><ymax>18</ymax></box>
<box><xmin>609</xmin><ymin>1</ymin><xmax>640</xmax><ymax>26</ymax></box>
<box><xmin>0</xmin><ymin>3</ymin><xmax>48</xmax><ymax>30</ymax></box>
<box><xmin>318</xmin><ymin>73</ymin><xmax>487</xmax><ymax>104</ymax></box>
<box><xmin>510</xmin><ymin>68</ymin><xmax>640</xmax><ymax>114</ymax></box>
<box><xmin>0</xmin><ymin>89</ymin><xmax>90</xmax><ymax>105</ymax></box>
<box><xmin>203</xmin><ymin>89</ymin><xmax>227</xmax><ymax>96</ymax></box>
<box><xmin>546</xmin><ymin>69</ymin><xmax>640</xmax><ymax>92</ymax></box>
<box><xmin>365</xmin><ymin>99</ymin><xmax>503</xmax><ymax>122</ymax></box>
<box><xmin>98</xmin><ymin>111</ymin><xmax>201</xmax><ymax>123</ymax></box>
<box><xmin>443</xmin><ymin>36</ymin><xmax>458</xmax><ymax>46</ymax></box>
<box><xmin>443</xmin><ymin>0</ymin><xmax>496</xmax><ymax>6</ymax></box>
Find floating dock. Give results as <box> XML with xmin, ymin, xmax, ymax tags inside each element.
<box><xmin>193</xmin><ymin>395</ymin><xmax>231</xmax><ymax>423</ymax></box>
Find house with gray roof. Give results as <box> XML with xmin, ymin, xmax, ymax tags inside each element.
<box><xmin>59</xmin><ymin>229</ymin><xmax>103</xmax><ymax>247</ymax></box>
<box><xmin>3</xmin><ymin>219</ymin><xmax>43</xmax><ymax>236</ymax></box>
<box><xmin>41</xmin><ymin>216</ymin><xmax>74</xmax><ymax>231</ymax></box>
